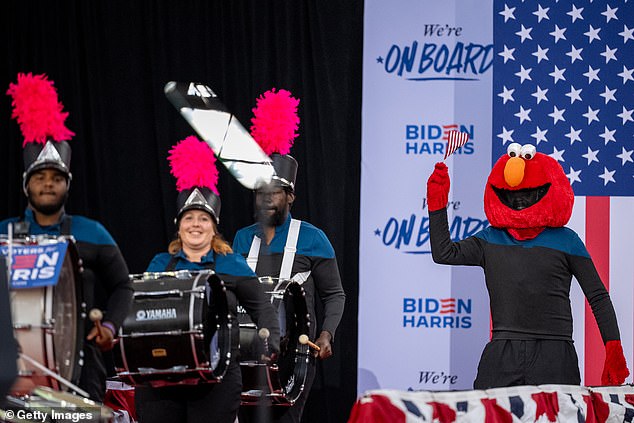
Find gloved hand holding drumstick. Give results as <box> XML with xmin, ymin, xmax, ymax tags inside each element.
<box><xmin>87</xmin><ymin>308</ymin><xmax>115</xmax><ymax>352</ymax></box>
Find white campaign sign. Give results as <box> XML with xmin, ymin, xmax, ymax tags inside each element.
<box><xmin>359</xmin><ymin>0</ymin><xmax>493</xmax><ymax>393</ymax></box>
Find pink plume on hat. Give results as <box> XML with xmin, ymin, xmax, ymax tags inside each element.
<box><xmin>168</xmin><ymin>135</ymin><xmax>219</xmax><ymax>194</ymax></box>
<box><xmin>6</xmin><ymin>73</ymin><xmax>75</xmax><ymax>146</ymax></box>
<box><xmin>250</xmin><ymin>88</ymin><xmax>300</xmax><ymax>155</ymax></box>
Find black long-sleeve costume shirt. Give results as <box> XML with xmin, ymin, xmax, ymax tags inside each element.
<box><xmin>429</xmin><ymin>208</ymin><xmax>620</xmax><ymax>342</ymax></box>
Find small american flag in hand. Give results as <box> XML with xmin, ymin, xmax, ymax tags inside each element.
<box><xmin>443</xmin><ymin>130</ymin><xmax>470</xmax><ymax>160</ymax></box>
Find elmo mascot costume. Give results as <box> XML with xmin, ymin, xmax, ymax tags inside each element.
<box><xmin>426</xmin><ymin>143</ymin><xmax>629</xmax><ymax>388</ymax></box>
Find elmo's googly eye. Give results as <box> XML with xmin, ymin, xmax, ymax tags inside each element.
<box><xmin>507</xmin><ymin>143</ymin><xmax>522</xmax><ymax>158</ymax></box>
<box><xmin>520</xmin><ymin>144</ymin><xmax>536</xmax><ymax>160</ymax></box>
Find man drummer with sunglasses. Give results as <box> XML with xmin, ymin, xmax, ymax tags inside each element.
<box><xmin>234</xmin><ymin>90</ymin><xmax>345</xmax><ymax>422</ymax></box>
<box><xmin>1</xmin><ymin>73</ymin><xmax>134</xmax><ymax>401</ymax></box>
<box><xmin>233</xmin><ymin>155</ymin><xmax>346</xmax><ymax>423</ymax></box>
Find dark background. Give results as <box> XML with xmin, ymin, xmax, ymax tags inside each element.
<box><xmin>1</xmin><ymin>2</ymin><xmax>363</xmax><ymax>422</ymax></box>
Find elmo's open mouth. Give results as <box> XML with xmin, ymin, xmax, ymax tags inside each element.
<box><xmin>491</xmin><ymin>183</ymin><xmax>551</xmax><ymax>210</ymax></box>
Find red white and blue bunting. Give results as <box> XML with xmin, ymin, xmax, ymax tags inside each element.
<box><xmin>349</xmin><ymin>385</ymin><xmax>634</xmax><ymax>422</ymax></box>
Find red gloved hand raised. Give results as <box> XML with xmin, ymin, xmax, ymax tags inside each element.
<box><xmin>601</xmin><ymin>340</ymin><xmax>630</xmax><ymax>385</ymax></box>
<box><xmin>426</xmin><ymin>162</ymin><xmax>450</xmax><ymax>212</ymax></box>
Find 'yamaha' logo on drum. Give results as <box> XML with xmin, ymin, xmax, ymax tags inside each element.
<box><xmin>136</xmin><ymin>308</ymin><xmax>178</xmax><ymax>321</ymax></box>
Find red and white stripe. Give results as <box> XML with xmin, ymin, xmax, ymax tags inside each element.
<box><xmin>443</xmin><ymin>130</ymin><xmax>469</xmax><ymax>160</ymax></box>
<box><xmin>12</xmin><ymin>254</ymin><xmax>37</xmax><ymax>269</ymax></box>
<box><xmin>568</xmin><ymin>196</ymin><xmax>634</xmax><ymax>386</ymax></box>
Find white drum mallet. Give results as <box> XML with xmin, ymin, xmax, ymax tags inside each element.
<box><xmin>298</xmin><ymin>334</ymin><xmax>321</xmax><ymax>352</ymax></box>
<box><xmin>258</xmin><ymin>327</ymin><xmax>271</xmax><ymax>356</ymax></box>
<box><xmin>89</xmin><ymin>308</ymin><xmax>104</xmax><ymax>338</ymax></box>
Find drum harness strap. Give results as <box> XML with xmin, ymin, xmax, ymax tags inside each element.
<box><xmin>247</xmin><ymin>219</ymin><xmax>311</xmax><ymax>292</ymax></box>
<box><xmin>165</xmin><ymin>255</ymin><xmax>214</xmax><ymax>271</ymax></box>
<box><xmin>18</xmin><ymin>214</ymin><xmax>73</xmax><ymax>236</ymax></box>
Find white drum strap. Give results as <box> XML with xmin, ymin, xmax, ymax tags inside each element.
<box><xmin>246</xmin><ymin>219</ymin><xmax>301</xmax><ymax>279</ymax></box>
<box><xmin>280</xmin><ymin>219</ymin><xmax>301</xmax><ymax>280</ymax></box>
<box><xmin>246</xmin><ymin>236</ymin><xmax>261</xmax><ymax>272</ymax></box>
<box><xmin>291</xmin><ymin>270</ymin><xmax>311</xmax><ymax>285</ymax></box>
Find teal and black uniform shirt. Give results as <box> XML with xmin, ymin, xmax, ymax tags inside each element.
<box><xmin>0</xmin><ymin>209</ymin><xmax>133</xmax><ymax>331</ymax></box>
<box><xmin>232</xmin><ymin>214</ymin><xmax>345</xmax><ymax>340</ymax></box>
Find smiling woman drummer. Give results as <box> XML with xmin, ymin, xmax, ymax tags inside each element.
<box><xmin>134</xmin><ymin>136</ymin><xmax>280</xmax><ymax>423</ymax></box>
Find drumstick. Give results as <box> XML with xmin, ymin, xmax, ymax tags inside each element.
<box><xmin>258</xmin><ymin>327</ymin><xmax>271</xmax><ymax>356</ymax></box>
<box><xmin>18</xmin><ymin>352</ymin><xmax>90</xmax><ymax>398</ymax></box>
<box><xmin>89</xmin><ymin>308</ymin><xmax>104</xmax><ymax>338</ymax></box>
<box><xmin>298</xmin><ymin>334</ymin><xmax>321</xmax><ymax>352</ymax></box>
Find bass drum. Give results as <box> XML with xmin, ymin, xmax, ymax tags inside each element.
<box><xmin>5</xmin><ymin>236</ymin><xmax>84</xmax><ymax>396</ymax></box>
<box><xmin>114</xmin><ymin>271</ymin><xmax>232</xmax><ymax>387</ymax></box>
<box><xmin>239</xmin><ymin>280</ymin><xmax>311</xmax><ymax>406</ymax></box>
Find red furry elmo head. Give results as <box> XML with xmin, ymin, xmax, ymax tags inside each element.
<box><xmin>484</xmin><ymin>143</ymin><xmax>574</xmax><ymax>230</ymax></box>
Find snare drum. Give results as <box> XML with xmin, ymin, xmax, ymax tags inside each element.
<box><xmin>114</xmin><ymin>271</ymin><xmax>232</xmax><ymax>387</ymax></box>
<box><xmin>3</xmin><ymin>236</ymin><xmax>84</xmax><ymax>396</ymax></box>
<box><xmin>3</xmin><ymin>386</ymin><xmax>114</xmax><ymax>422</ymax></box>
<box><xmin>239</xmin><ymin>279</ymin><xmax>311</xmax><ymax>406</ymax></box>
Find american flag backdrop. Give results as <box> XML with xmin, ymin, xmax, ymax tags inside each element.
<box><xmin>493</xmin><ymin>0</ymin><xmax>634</xmax><ymax>385</ymax></box>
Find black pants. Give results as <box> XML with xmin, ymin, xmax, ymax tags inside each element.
<box><xmin>78</xmin><ymin>343</ymin><xmax>107</xmax><ymax>402</ymax></box>
<box><xmin>135</xmin><ymin>363</ymin><xmax>241</xmax><ymax>423</ymax></box>
<box><xmin>473</xmin><ymin>339</ymin><xmax>581</xmax><ymax>389</ymax></box>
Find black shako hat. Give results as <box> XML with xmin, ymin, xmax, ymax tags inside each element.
<box><xmin>270</xmin><ymin>152</ymin><xmax>298</xmax><ymax>191</ymax></box>
<box><xmin>22</xmin><ymin>140</ymin><xmax>72</xmax><ymax>190</ymax></box>
<box><xmin>175</xmin><ymin>187</ymin><xmax>221</xmax><ymax>224</ymax></box>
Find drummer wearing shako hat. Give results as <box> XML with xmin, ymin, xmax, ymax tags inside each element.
<box><xmin>0</xmin><ymin>73</ymin><xmax>133</xmax><ymax>401</ymax></box>
<box><xmin>135</xmin><ymin>135</ymin><xmax>280</xmax><ymax>423</ymax></box>
<box><xmin>233</xmin><ymin>89</ymin><xmax>346</xmax><ymax>423</ymax></box>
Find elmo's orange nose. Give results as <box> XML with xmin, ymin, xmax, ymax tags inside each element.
<box><xmin>504</xmin><ymin>156</ymin><xmax>525</xmax><ymax>187</ymax></box>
